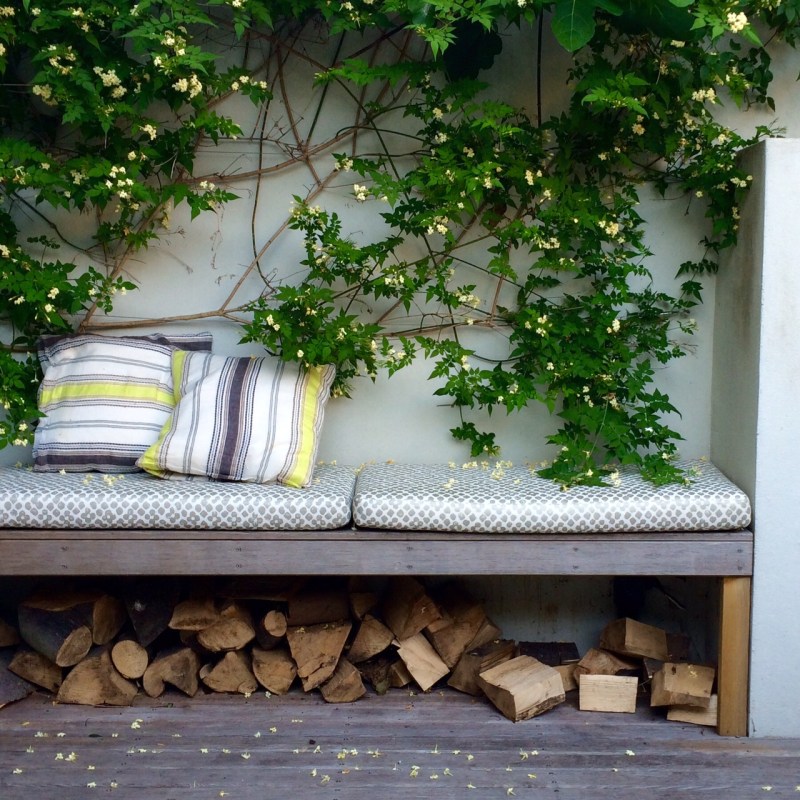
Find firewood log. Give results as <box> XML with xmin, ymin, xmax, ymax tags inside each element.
<box><xmin>123</xmin><ymin>581</ymin><xmax>180</xmax><ymax>648</ymax></box>
<box><xmin>19</xmin><ymin>590</ymin><xmax>126</xmax><ymax>646</ymax></box>
<box><xmin>286</xmin><ymin>620</ymin><xmax>351</xmax><ymax>691</ymax></box>
<box><xmin>168</xmin><ymin>596</ymin><xmax>219</xmax><ymax>631</ymax></box>
<box><xmin>199</xmin><ymin>650</ymin><xmax>258</xmax><ymax>694</ymax></box>
<box><xmin>573</xmin><ymin>647</ymin><xmax>640</xmax><ymax>679</ymax></box>
<box><xmin>349</xmin><ymin>591</ymin><xmax>380</xmax><ymax>621</ymax></box>
<box><xmin>478</xmin><ymin>656</ymin><xmax>566</xmax><ymax>721</ymax></box>
<box><xmin>111</xmin><ymin>637</ymin><xmax>150</xmax><ymax>681</ymax></box>
<box><xmin>251</xmin><ymin>646</ymin><xmax>296</xmax><ymax>694</ymax></box>
<box><xmin>600</xmin><ymin>618</ymin><xmax>669</xmax><ymax>661</ymax></box>
<box><xmin>57</xmin><ymin>648</ymin><xmax>137</xmax><ymax>706</ymax></box>
<box><xmin>142</xmin><ymin>646</ymin><xmax>200</xmax><ymax>697</ymax></box>
<box><xmin>9</xmin><ymin>648</ymin><xmax>62</xmax><ymax>693</ymax></box>
<box><xmin>425</xmin><ymin>582</ymin><xmax>496</xmax><ymax>668</ymax></box>
<box><xmin>17</xmin><ymin>603</ymin><xmax>92</xmax><ymax>667</ymax></box>
<box><xmin>448</xmin><ymin>639</ymin><xmax>516</xmax><ymax>696</ymax></box>
<box><xmin>196</xmin><ymin>602</ymin><xmax>255</xmax><ymax>652</ymax></box>
<box><xmin>395</xmin><ymin>633</ymin><xmax>449</xmax><ymax>692</ymax></box>
<box><xmin>320</xmin><ymin>658</ymin><xmax>365</xmax><ymax>703</ymax></box>
<box><xmin>0</xmin><ymin>649</ymin><xmax>34</xmax><ymax>707</ymax></box>
<box><xmin>347</xmin><ymin>615</ymin><xmax>394</xmax><ymax>663</ymax></box>
<box><xmin>286</xmin><ymin>582</ymin><xmax>350</xmax><ymax>626</ymax></box>
<box><xmin>357</xmin><ymin>656</ymin><xmax>394</xmax><ymax>694</ymax></box>
<box><xmin>254</xmin><ymin>609</ymin><xmax>288</xmax><ymax>650</ymax></box>
<box><xmin>579</xmin><ymin>674</ymin><xmax>639</xmax><ymax>713</ymax></box>
<box><xmin>650</xmin><ymin>663</ymin><xmax>715</xmax><ymax>708</ymax></box>
<box><xmin>382</xmin><ymin>577</ymin><xmax>441</xmax><ymax>641</ymax></box>
<box><xmin>0</xmin><ymin>616</ymin><xmax>21</xmax><ymax>647</ymax></box>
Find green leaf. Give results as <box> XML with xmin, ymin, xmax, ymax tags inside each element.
<box><xmin>442</xmin><ymin>20</ymin><xmax>503</xmax><ymax>80</ymax></box>
<box><xmin>551</xmin><ymin>0</ymin><xmax>597</xmax><ymax>51</ymax></box>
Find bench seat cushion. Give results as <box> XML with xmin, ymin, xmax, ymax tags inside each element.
<box><xmin>0</xmin><ymin>465</ymin><xmax>355</xmax><ymax>530</ymax></box>
<box><xmin>353</xmin><ymin>461</ymin><xmax>752</xmax><ymax>533</ymax></box>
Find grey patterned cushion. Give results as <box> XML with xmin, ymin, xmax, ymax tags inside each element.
<box><xmin>0</xmin><ymin>465</ymin><xmax>355</xmax><ymax>530</ymax></box>
<box><xmin>353</xmin><ymin>461</ymin><xmax>752</xmax><ymax>533</ymax></box>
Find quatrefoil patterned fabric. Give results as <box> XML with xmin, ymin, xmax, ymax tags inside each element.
<box><xmin>0</xmin><ymin>464</ymin><xmax>356</xmax><ymax>530</ymax></box>
<box><xmin>352</xmin><ymin>461</ymin><xmax>752</xmax><ymax>533</ymax></box>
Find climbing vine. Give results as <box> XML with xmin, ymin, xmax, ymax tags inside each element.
<box><xmin>2</xmin><ymin>1</ymin><xmax>800</xmax><ymax>484</ymax></box>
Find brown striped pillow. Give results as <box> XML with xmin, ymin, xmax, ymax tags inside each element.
<box><xmin>137</xmin><ymin>351</ymin><xmax>336</xmax><ymax>488</ymax></box>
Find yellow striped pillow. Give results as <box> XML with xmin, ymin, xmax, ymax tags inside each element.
<box><xmin>33</xmin><ymin>333</ymin><xmax>213</xmax><ymax>472</ymax></box>
<box><xmin>137</xmin><ymin>351</ymin><xmax>336</xmax><ymax>488</ymax></box>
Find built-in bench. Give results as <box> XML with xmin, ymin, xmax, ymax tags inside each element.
<box><xmin>0</xmin><ymin>459</ymin><xmax>753</xmax><ymax>736</ymax></box>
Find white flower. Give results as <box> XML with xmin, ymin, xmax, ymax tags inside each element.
<box><xmin>727</xmin><ymin>11</ymin><xmax>748</xmax><ymax>33</ymax></box>
<box><xmin>353</xmin><ymin>184</ymin><xmax>368</xmax><ymax>202</ymax></box>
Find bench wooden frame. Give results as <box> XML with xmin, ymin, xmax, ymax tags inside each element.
<box><xmin>0</xmin><ymin>525</ymin><xmax>753</xmax><ymax>737</ymax></box>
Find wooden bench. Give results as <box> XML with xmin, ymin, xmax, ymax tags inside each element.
<box><xmin>0</xmin><ymin>460</ymin><xmax>753</xmax><ymax>736</ymax></box>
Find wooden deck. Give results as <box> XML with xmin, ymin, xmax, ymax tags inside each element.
<box><xmin>1</xmin><ymin>688</ymin><xmax>798</xmax><ymax>799</ymax></box>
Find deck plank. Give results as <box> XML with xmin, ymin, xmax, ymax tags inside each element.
<box><xmin>0</xmin><ymin>689</ymin><xmax>796</xmax><ymax>800</ymax></box>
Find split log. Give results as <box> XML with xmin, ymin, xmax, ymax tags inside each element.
<box><xmin>349</xmin><ymin>591</ymin><xmax>380</xmax><ymax>621</ymax></box>
<box><xmin>573</xmin><ymin>648</ymin><xmax>640</xmax><ymax>679</ymax></box>
<box><xmin>8</xmin><ymin>648</ymin><xmax>62</xmax><ymax>693</ymax></box>
<box><xmin>0</xmin><ymin>649</ymin><xmax>34</xmax><ymax>707</ymax></box>
<box><xmin>425</xmin><ymin>583</ymin><xmax>494</xmax><ymax>669</ymax></box>
<box><xmin>382</xmin><ymin>577</ymin><xmax>441</xmax><ymax>641</ymax></box>
<box><xmin>395</xmin><ymin>632</ymin><xmax>449</xmax><ymax>692</ymax></box>
<box><xmin>478</xmin><ymin>656</ymin><xmax>565</xmax><ymax>721</ymax></box>
<box><xmin>465</xmin><ymin>617</ymin><xmax>503</xmax><ymax>651</ymax></box>
<box><xmin>168</xmin><ymin>596</ymin><xmax>219</xmax><ymax>631</ymax></box>
<box><xmin>358</xmin><ymin>656</ymin><xmax>394</xmax><ymax>695</ymax></box>
<box><xmin>57</xmin><ymin>648</ymin><xmax>137</xmax><ymax>706</ymax></box>
<box><xmin>20</xmin><ymin>590</ymin><xmax>126</xmax><ymax>646</ymax></box>
<box><xmin>600</xmin><ymin>618</ymin><xmax>669</xmax><ymax>661</ymax></box>
<box><xmin>255</xmin><ymin>609</ymin><xmax>288</xmax><ymax>650</ymax></box>
<box><xmin>388</xmin><ymin>659</ymin><xmax>413</xmax><ymax>688</ymax></box>
<box><xmin>347</xmin><ymin>615</ymin><xmax>394</xmax><ymax>663</ymax></box>
<box><xmin>579</xmin><ymin>674</ymin><xmax>639</xmax><ymax>713</ymax></box>
<box><xmin>668</xmin><ymin>694</ymin><xmax>719</xmax><ymax>726</ymax></box>
<box><xmin>142</xmin><ymin>646</ymin><xmax>200</xmax><ymax>697</ymax></box>
<box><xmin>448</xmin><ymin>639</ymin><xmax>516</xmax><ymax>696</ymax></box>
<box><xmin>650</xmin><ymin>663</ymin><xmax>715</xmax><ymax>708</ymax></box>
<box><xmin>111</xmin><ymin>638</ymin><xmax>150</xmax><ymax>680</ymax></box>
<box><xmin>320</xmin><ymin>658</ymin><xmax>365</xmax><ymax>703</ymax></box>
<box><xmin>286</xmin><ymin>620</ymin><xmax>351</xmax><ymax>691</ymax></box>
<box><xmin>0</xmin><ymin>617</ymin><xmax>20</xmax><ymax>647</ymax></box>
<box><xmin>252</xmin><ymin>646</ymin><xmax>296</xmax><ymax>695</ymax></box>
<box><xmin>555</xmin><ymin>663</ymin><xmax>578</xmax><ymax>692</ymax></box>
<box><xmin>199</xmin><ymin>650</ymin><xmax>258</xmax><ymax>694</ymax></box>
<box><xmin>196</xmin><ymin>603</ymin><xmax>255</xmax><ymax>652</ymax></box>
<box><xmin>17</xmin><ymin>603</ymin><xmax>92</xmax><ymax>667</ymax></box>
<box><xmin>286</xmin><ymin>582</ymin><xmax>350</xmax><ymax>626</ymax></box>
<box><xmin>123</xmin><ymin>581</ymin><xmax>180</xmax><ymax>648</ymax></box>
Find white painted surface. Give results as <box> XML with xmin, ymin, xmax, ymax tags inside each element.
<box><xmin>713</xmin><ymin>138</ymin><xmax>800</xmax><ymax>737</ymax></box>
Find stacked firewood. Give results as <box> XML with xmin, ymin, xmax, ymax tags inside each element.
<box><xmin>0</xmin><ymin>579</ymin><xmax>717</xmax><ymax>726</ymax></box>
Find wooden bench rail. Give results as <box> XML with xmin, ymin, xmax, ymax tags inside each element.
<box><xmin>0</xmin><ymin>528</ymin><xmax>753</xmax><ymax>577</ymax></box>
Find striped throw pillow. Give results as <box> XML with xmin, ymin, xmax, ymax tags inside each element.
<box><xmin>137</xmin><ymin>351</ymin><xmax>336</xmax><ymax>488</ymax></box>
<box><xmin>33</xmin><ymin>332</ymin><xmax>213</xmax><ymax>473</ymax></box>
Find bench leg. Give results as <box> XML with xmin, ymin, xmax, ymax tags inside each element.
<box><xmin>717</xmin><ymin>576</ymin><xmax>751</xmax><ymax>736</ymax></box>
